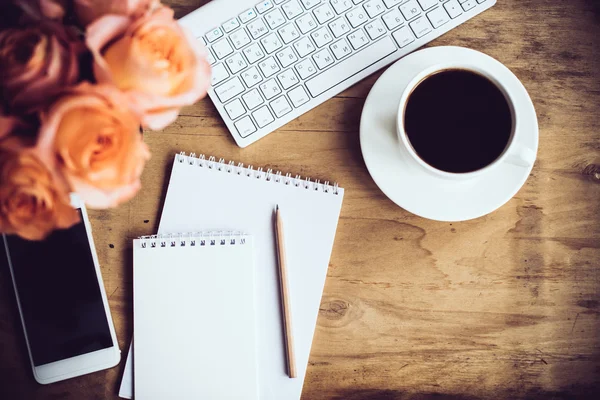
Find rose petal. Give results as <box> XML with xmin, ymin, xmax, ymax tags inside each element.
<box><xmin>139</xmin><ymin>107</ymin><xmax>181</xmax><ymax>131</ymax></box>
<box><xmin>75</xmin><ymin>0</ymin><xmax>156</xmax><ymax>26</ymax></box>
<box><xmin>86</xmin><ymin>15</ymin><xmax>132</xmax><ymax>83</ymax></box>
<box><xmin>72</xmin><ymin>176</ymin><xmax>142</xmax><ymax>209</ymax></box>
<box><xmin>0</xmin><ymin>116</ymin><xmax>20</xmax><ymax>140</ymax></box>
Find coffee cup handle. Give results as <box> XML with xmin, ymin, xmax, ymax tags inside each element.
<box><xmin>504</xmin><ymin>144</ymin><xmax>536</xmax><ymax>168</ymax></box>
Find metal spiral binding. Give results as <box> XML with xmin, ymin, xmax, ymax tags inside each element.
<box><xmin>139</xmin><ymin>231</ymin><xmax>246</xmax><ymax>248</ymax></box>
<box><xmin>176</xmin><ymin>152</ymin><xmax>340</xmax><ymax>195</ymax></box>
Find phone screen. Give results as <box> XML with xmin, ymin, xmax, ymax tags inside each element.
<box><xmin>4</xmin><ymin>210</ymin><xmax>113</xmax><ymax>366</ymax></box>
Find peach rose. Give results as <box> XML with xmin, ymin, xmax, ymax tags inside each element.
<box><xmin>86</xmin><ymin>6</ymin><xmax>211</xmax><ymax>130</ymax></box>
<box><xmin>0</xmin><ymin>24</ymin><xmax>79</xmax><ymax>112</ymax></box>
<box><xmin>36</xmin><ymin>83</ymin><xmax>150</xmax><ymax>209</ymax></box>
<box><xmin>0</xmin><ymin>140</ymin><xmax>79</xmax><ymax>241</ymax></box>
<box><xmin>74</xmin><ymin>0</ymin><xmax>160</xmax><ymax>26</ymax></box>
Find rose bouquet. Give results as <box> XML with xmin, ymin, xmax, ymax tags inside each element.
<box><xmin>0</xmin><ymin>0</ymin><xmax>211</xmax><ymax>240</ymax></box>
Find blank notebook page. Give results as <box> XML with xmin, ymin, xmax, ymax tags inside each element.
<box><xmin>133</xmin><ymin>234</ymin><xmax>258</xmax><ymax>400</ymax></box>
<box><xmin>158</xmin><ymin>153</ymin><xmax>344</xmax><ymax>400</ymax></box>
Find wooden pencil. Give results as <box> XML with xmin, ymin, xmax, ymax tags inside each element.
<box><xmin>275</xmin><ymin>205</ymin><xmax>297</xmax><ymax>378</ymax></box>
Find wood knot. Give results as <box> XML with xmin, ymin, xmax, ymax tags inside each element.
<box><xmin>582</xmin><ymin>164</ymin><xmax>600</xmax><ymax>182</ymax></box>
<box><xmin>318</xmin><ymin>295</ymin><xmax>364</xmax><ymax>328</ymax></box>
<box><xmin>320</xmin><ymin>300</ymin><xmax>349</xmax><ymax>320</ymax></box>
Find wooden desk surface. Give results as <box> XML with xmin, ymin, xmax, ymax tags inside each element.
<box><xmin>1</xmin><ymin>0</ymin><xmax>599</xmax><ymax>398</ymax></box>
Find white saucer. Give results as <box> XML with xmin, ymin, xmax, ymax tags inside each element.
<box><xmin>360</xmin><ymin>46</ymin><xmax>539</xmax><ymax>222</ymax></box>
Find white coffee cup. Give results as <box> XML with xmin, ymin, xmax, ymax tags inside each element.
<box><xmin>396</xmin><ymin>63</ymin><xmax>536</xmax><ymax>181</ymax></box>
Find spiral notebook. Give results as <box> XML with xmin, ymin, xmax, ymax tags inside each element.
<box><xmin>120</xmin><ymin>153</ymin><xmax>344</xmax><ymax>399</ymax></box>
<box><xmin>133</xmin><ymin>233</ymin><xmax>258</xmax><ymax>400</ymax></box>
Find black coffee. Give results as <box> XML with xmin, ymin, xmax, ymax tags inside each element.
<box><xmin>404</xmin><ymin>69</ymin><xmax>513</xmax><ymax>173</ymax></box>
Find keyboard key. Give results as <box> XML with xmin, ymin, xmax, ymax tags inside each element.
<box><xmin>363</xmin><ymin>0</ymin><xmax>385</xmax><ymax>18</ymax></box>
<box><xmin>279</xmin><ymin>23</ymin><xmax>301</xmax><ymax>44</ymax></box>
<box><xmin>346</xmin><ymin>7</ymin><xmax>368</xmax><ymax>28</ymax></box>
<box><xmin>261</xmin><ymin>33</ymin><xmax>283</xmax><ymax>54</ymax></box>
<box><xmin>225</xmin><ymin>53</ymin><xmax>248</xmax><ymax>74</ymax></box>
<box><xmin>258</xmin><ymin>56</ymin><xmax>281</xmax><ymax>78</ymax></box>
<box><xmin>400</xmin><ymin>0</ymin><xmax>421</xmax><ymax>20</ymax></box>
<box><xmin>313</xmin><ymin>48</ymin><xmax>335</xmax><ymax>69</ymax></box>
<box><xmin>392</xmin><ymin>25</ymin><xmax>415</xmax><ymax>47</ymax></box>
<box><xmin>255</xmin><ymin>0</ymin><xmax>274</xmax><ymax>13</ymax></box>
<box><xmin>205</xmin><ymin>27</ymin><xmax>223</xmax><ymax>42</ymax></box>
<box><xmin>230</xmin><ymin>28</ymin><xmax>251</xmax><ymax>49</ymax></box>
<box><xmin>241</xmin><ymin>66</ymin><xmax>264</xmax><ymax>87</ymax></box>
<box><xmin>215</xmin><ymin>77</ymin><xmax>245</xmax><ymax>102</ymax></box>
<box><xmin>444</xmin><ymin>0</ymin><xmax>463</xmax><ymax>18</ymax></box>
<box><xmin>313</xmin><ymin>4</ymin><xmax>336</xmax><ymax>24</ymax></box>
<box><xmin>224</xmin><ymin>98</ymin><xmax>245</xmax><ymax>119</ymax></box>
<box><xmin>282</xmin><ymin>0</ymin><xmax>304</xmax><ymax>19</ymax></box>
<box><xmin>329</xmin><ymin>17</ymin><xmax>351</xmax><ymax>38</ymax></box>
<box><xmin>296</xmin><ymin>13</ymin><xmax>318</xmax><ymax>34</ymax></box>
<box><xmin>222</xmin><ymin>18</ymin><xmax>240</xmax><ymax>33</ymax></box>
<box><xmin>206</xmin><ymin>48</ymin><xmax>216</xmax><ymax>65</ymax></box>
<box><xmin>382</xmin><ymin>0</ymin><xmax>403</xmax><ymax>7</ymax></box>
<box><xmin>293</xmin><ymin>37</ymin><xmax>316</xmax><ymax>57</ymax></box>
<box><xmin>248</xmin><ymin>19</ymin><xmax>269</xmax><ymax>39</ymax></box>
<box><xmin>417</xmin><ymin>0</ymin><xmax>437</xmax><ymax>10</ymax></box>
<box><xmin>427</xmin><ymin>6</ymin><xmax>450</xmax><ymax>28</ymax></box>
<box><xmin>277</xmin><ymin>69</ymin><xmax>300</xmax><ymax>89</ymax></box>
<box><xmin>239</xmin><ymin>8</ymin><xmax>258</xmax><ymax>23</ymax></box>
<box><xmin>276</xmin><ymin>47</ymin><xmax>298</xmax><ymax>67</ymax></box>
<box><xmin>382</xmin><ymin>8</ymin><xmax>404</xmax><ymax>30</ymax></box>
<box><xmin>242</xmin><ymin>88</ymin><xmax>264</xmax><ymax>110</ymax></box>
<box><xmin>252</xmin><ymin>106</ymin><xmax>275</xmax><ymax>128</ymax></box>
<box><xmin>234</xmin><ymin>115</ymin><xmax>256</xmax><ymax>137</ymax></box>
<box><xmin>300</xmin><ymin>0</ymin><xmax>321</xmax><ymax>9</ymax></box>
<box><xmin>348</xmin><ymin>29</ymin><xmax>369</xmax><ymax>50</ymax></box>
<box><xmin>295</xmin><ymin>58</ymin><xmax>317</xmax><ymax>79</ymax></box>
<box><xmin>212</xmin><ymin>38</ymin><xmax>234</xmax><ymax>59</ymax></box>
<box><xmin>306</xmin><ymin>36</ymin><xmax>396</xmax><ymax>97</ymax></box>
<box><xmin>270</xmin><ymin>96</ymin><xmax>293</xmax><ymax>117</ymax></box>
<box><xmin>364</xmin><ymin>19</ymin><xmax>387</xmax><ymax>40</ymax></box>
<box><xmin>311</xmin><ymin>27</ymin><xmax>334</xmax><ymax>47</ymax></box>
<box><xmin>211</xmin><ymin>63</ymin><xmax>230</xmax><ymax>86</ymax></box>
<box><xmin>461</xmin><ymin>0</ymin><xmax>477</xmax><ymax>11</ymax></box>
<box><xmin>243</xmin><ymin>43</ymin><xmax>265</xmax><ymax>64</ymax></box>
<box><xmin>409</xmin><ymin>16</ymin><xmax>432</xmax><ymax>38</ymax></box>
<box><xmin>259</xmin><ymin>78</ymin><xmax>283</xmax><ymax>100</ymax></box>
<box><xmin>288</xmin><ymin>86</ymin><xmax>310</xmax><ymax>107</ymax></box>
<box><xmin>331</xmin><ymin>0</ymin><xmax>352</xmax><ymax>14</ymax></box>
<box><xmin>330</xmin><ymin>38</ymin><xmax>352</xmax><ymax>59</ymax></box>
<box><xmin>264</xmin><ymin>8</ymin><xmax>287</xmax><ymax>29</ymax></box>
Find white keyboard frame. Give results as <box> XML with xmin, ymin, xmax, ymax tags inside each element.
<box><xmin>180</xmin><ymin>0</ymin><xmax>497</xmax><ymax>148</ymax></box>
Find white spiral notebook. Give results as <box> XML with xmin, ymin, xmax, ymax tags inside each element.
<box><xmin>133</xmin><ymin>233</ymin><xmax>258</xmax><ymax>400</ymax></box>
<box><xmin>121</xmin><ymin>153</ymin><xmax>344</xmax><ymax>399</ymax></box>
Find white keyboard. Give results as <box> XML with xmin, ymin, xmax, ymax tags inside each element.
<box><xmin>180</xmin><ymin>0</ymin><xmax>496</xmax><ymax>147</ymax></box>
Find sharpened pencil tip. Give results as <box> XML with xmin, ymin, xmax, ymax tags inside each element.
<box><xmin>276</xmin><ymin>204</ymin><xmax>279</xmax><ymax>211</ymax></box>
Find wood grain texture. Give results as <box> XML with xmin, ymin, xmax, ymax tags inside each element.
<box><xmin>1</xmin><ymin>0</ymin><xmax>599</xmax><ymax>399</ymax></box>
